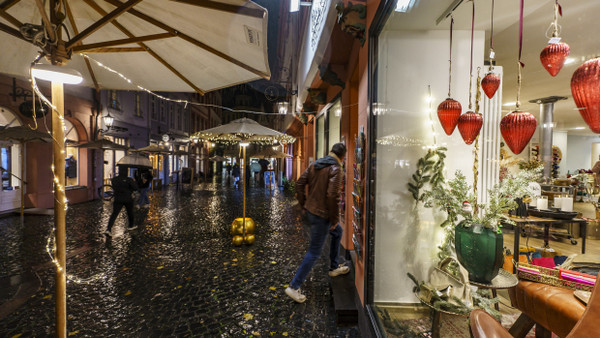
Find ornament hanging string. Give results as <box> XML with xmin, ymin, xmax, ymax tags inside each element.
<box><xmin>472</xmin><ymin>68</ymin><xmax>482</xmax><ymax>215</ymax></box>
<box><xmin>516</xmin><ymin>0</ymin><xmax>525</xmax><ymax>110</ymax></box>
<box><xmin>448</xmin><ymin>16</ymin><xmax>454</xmax><ymax>98</ymax></box>
<box><xmin>468</xmin><ymin>0</ymin><xmax>475</xmax><ymax>110</ymax></box>
<box><xmin>489</xmin><ymin>0</ymin><xmax>495</xmax><ymax>70</ymax></box>
<box><xmin>552</xmin><ymin>0</ymin><xmax>562</xmax><ymax>37</ymax></box>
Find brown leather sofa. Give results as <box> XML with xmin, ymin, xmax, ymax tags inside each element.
<box><xmin>470</xmin><ymin>280</ymin><xmax>597</xmax><ymax>338</ymax></box>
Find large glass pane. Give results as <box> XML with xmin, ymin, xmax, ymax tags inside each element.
<box><xmin>328</xmin><ymin>100</ymin><xmax>341</xmax><ymax>147</ymax></box>
<box><xmin>316</xmin><ymin>115</ymin><xmax>325</xmax><ymax>158</ymax></box>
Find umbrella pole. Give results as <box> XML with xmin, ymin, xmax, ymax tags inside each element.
<box><xmin>52</xmin><ymin>81</ymin><xmax>67</xmax><ymax>338</ymax></box>
<box><xmin>242</xmin><ymin>145</ymin><xmax>246</xmax><ymax>238</ymax></box>
<box><xmin>20</xmin><ymin>141</ymin><xmax>24</xmax><ymax>219</ymax></box>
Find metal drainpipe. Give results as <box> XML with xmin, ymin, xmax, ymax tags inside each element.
<box><xmin>530</xmin><ymin>96</ymin><xmax>567</xmax><ymax>180</ymax></box>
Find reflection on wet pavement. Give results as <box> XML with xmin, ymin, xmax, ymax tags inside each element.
<box><xmin>0</xmin><ymin>181</ymin><xmax>359</xmax><ymax>337</ymax></box>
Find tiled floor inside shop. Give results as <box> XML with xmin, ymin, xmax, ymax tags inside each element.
<box><xmin>376</xmin><ymin>227</ymin><xmax>599</xmax><ymax>337</ymax></box>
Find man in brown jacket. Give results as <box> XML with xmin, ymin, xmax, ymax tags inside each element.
<box><xmin>285</xmin><ymin>143</ymin><xmax>349</xmax><ymax>303</ymax></box>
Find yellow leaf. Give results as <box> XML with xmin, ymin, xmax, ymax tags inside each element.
<box><xmin>273</xmin><ymin>295</ymin><xmax>278</xmax><ymax>298</ymax></box>
<box><xmin>186</xmin><ymin>277</ymin><xmax>192</xmax><ymax>280</ymax></box>
<box><xmin>122</xmin><ymin>267</ymin><xmax>130</xmax><ymax>271</ymax></box>
<box><xmin>243</xmin><ymin>313</ymin><xmax>254</xmax><ymax>321</ymax></box>
<box><xmin>124</xmin><ymin>291</ymin><xmax>132</xmax><ymax>296</ymax></box>
<box><xmin>214</xmin><ymin>276</ymin><xmax>218</xmax><ymax>279</ymax></box>
<box><xmin>11</xmin><ymin>334</ymin><xmax>22</xmax><ymax>338</ymax></box>
<box><xmin>156</xmin><ymin>266</ymin><xmax>164</xmax><ymax>270</ymax></box>
<box><xmin>251</xmin><ymin>332</ymin><xmax>260</xmax><ymax>336</ymax></box>
<box><xmin>43</xmin><ymin>295</ymin><xmax>52</xmax><ymax>300</ymax></box>
<box><xmin>223</xmin><ymin>262</ymin><xmax>229</xmax><ymax>265</ymax></box>
<box><xmin>284</xmin><ymin>284</ymin><xmax>289</xmax><ymax>288</ymax></box>
<box><xmin>169</xmin><ymin>269</ymin><xmax>174</xmax><ymax>272</ymax></box>
<box><xmin>271</xmin><ymin>261</ymin><xmax>277</xmax><ymax>264</ymax></box>
<box><xmin>232</xmin><ymin>258</ymin><xmax>238</xmax><ymax>262</ymax></box>
<box><xmin>68</xmin><ymin>330</ymin><xmax>79</xmax><ymax>336</ymax></box>
<box><xmin>269</xmin><ymin>286</ymin><xmax>276</xmax><ymax>291</ymax></box>
<box><xmin>177</xmin><ymin>285</ymin><xmax>182</xmax><ymax>289</ymax></box>
<box><xmin>211</xmin><ymin>289</ymin><xmax>215</xmax><ymax>292</ymax></box>
<box><xmin>283</xmin><ymin>333</ymin><xmax>288</xmax><ymax>336</ymax></box>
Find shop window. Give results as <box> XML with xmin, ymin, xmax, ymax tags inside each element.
<box><xmin>64</xmin><ymin>120</ymin><xmax>79</xmax><ymax>187</ymax></box>
<box><xmin>316</xmin><ymin>114</ymin><xmax>325</xmax><ymax>158</ymax></box>
<box><xmin>109</xmin><ymin>90</ymin><xmax>121</xmax><ymax>110</ymax></box>
<box><xmin>103</xmin><ymin>136</ymin><xmax>128</xmax><ymax>182</ymax></box>
<box><xmin>151</xmin><ymin>95</ymin><xmax>157</xmax><ymax>120</ymax></box>
<box><xmin>135</xmin><ymin>93</ymin><xmax>143</xmax><ymax>118</ymax></box>
<box><xmin>328</xmin><ymin>100</ymin><xmax>342</xmax><ymax>147</ymax></box>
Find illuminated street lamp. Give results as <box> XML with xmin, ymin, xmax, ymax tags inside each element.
<box><xmin>32</xmin><ymin>62</ymin><xmax>82</xmax><ymax>338</ymax></box>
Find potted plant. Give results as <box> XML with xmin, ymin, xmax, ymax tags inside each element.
<box><xmin>424</xmin><ymin>168</ymin><xmax>540</xmax><ymax>283</ymax></box>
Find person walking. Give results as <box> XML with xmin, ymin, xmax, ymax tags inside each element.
<box><xmin>232</xmin><ymin>163</ymin><xmax>241</xmax><ymax>188</ymax></box>
<box><xmin>285</xmin><ymin>143</ymin><xmax>349</xmax><ymax>303</ymax></box>
<box><xmin>105</xmin><ymin>166</ymin><xmax>138</xmax><ymax>238</ymax></box>
<box><xmin>137</xmin><ymin>169</ymin><xmax>153</xmax><ymax>208</ymax></box>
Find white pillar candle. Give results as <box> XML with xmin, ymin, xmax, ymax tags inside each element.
<box><xmin>554</xmin><ymin>197</ymin><xmax>562</xmax><ymax>209</ymax></box>
<box><xmin>561</xmin><ymin>197</ymin><xmax>573</xmax><ymax>212</ymax></box>
<box><xmin>537</xmin><ymin>197</ymin><xmax>548</xmax><ymax>210</ymax></box>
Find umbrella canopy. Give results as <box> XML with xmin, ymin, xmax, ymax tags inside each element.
<box><xmin>209</xmin><ymin>155</ymin><xmax>228</xmax><ymax>162</ymax></box>
<box><xmin>250</xmin><ymin>147</ymin><xmax>291</xmax><ymax>159</ymax></box>
<box><xmin>0</xmin><ymin>0</ymin><xmax>270</xmax><ymax>93</ymax></box>
<box><xmin>135</xmin><ymin>144</ymin><xmax>169</xmax><ymax>153</ymax></box>
<box><xmin>76</xmin><ymin>139</ymin><xmax>129</xmax><ymax>150</ymax></box>
<box><xmin>117</xmin><ymin>154</ymin><xmax>152</xmax><ymax>168</ymax></box>
<box><xmin>0</xmin><ymin>126</ymin><xmax>52</xmax><ymax>143</ymax></box>
<box><xmin>193</xmin><ymin>118</ymin><xmax>295</xmax><ymax>144</ymax></box>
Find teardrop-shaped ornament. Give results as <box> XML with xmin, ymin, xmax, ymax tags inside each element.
<box><xmin>457</xmin><ymin>111</ymin><xmax>483</xmax><ymax>145</ymax></box>
<box><xmin>437</xmin><ymin>98</ymin><xmax>462</xmax><ymax>135</ymax></box>
<box><xmin>500</xmin><ymin>110</ymin><xmax>537</xmax><ymax>154</ymax></box>
<box><xmin>481</xmin><ymin>72</ymin><xmax>501</xmax><ymax>99</ymax></box>
<box><xmin>571</xmin><ymin>58</ymin><xmax>600</xmax><ymax>133</ymax></box>
<box><xmin>540</xmin><ymin>42</ymin><xmax>570</xmax><ymax>77</ymax></box>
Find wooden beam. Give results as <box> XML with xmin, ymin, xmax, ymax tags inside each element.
<box><xmin>170</xmin><ymin>0</ymin><xmax>264</xmax><ymax>18</ymax></box>
<box><xmin>0</xmin><ymin>21</ymin><xmax>26</xmax><ymax>41</ymax></box>
<box><xmin>66</xmin><ymin>0</ymin><xmax>143</xmax><ymax>49</ymax></box>
<box><xmin>104</xmin><ymin>0</ymin><xmax>270</xmax><ymax>80</ymax></box>
<box><xmin>35</xmin><ymin>0</ymin><xmax>55</xmax><ymax>41</ymax></box>
<box><xmin>0</xmin><ymin>7</ymin><xmax>22</xmax><ymax>27</ymax></box>
<box><xmin>65</xmin><ymin>0</ymin><xmax>100</xmax><ymax>92</ymax></box>
<box><xmin>71</xmin><ymin>33</ymin><xmax>174</xmax><ymax>52</ymax></box>
<box><xmin>1</xmin><ymin>0</ymin><xmax>21</xmax><ymax>11</ymax></box>
<box><xmin>83</xmin><ymin>0</ymin><xmax>204</xmax><ymax>94</ymax></box>
<box><xmin>82</xmin><ymin>47</ymin><xmax>146</xmax><ymax>53</ymax></box>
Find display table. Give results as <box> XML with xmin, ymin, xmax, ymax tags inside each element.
<box><xmin>469</xmin><ymin>269</ymin><xmax>518</xmax><ymax>310</ymax></box>
<box><xmin>506</xmin><ymin>215</ymin><xmax>588</xmax><ymax>273</ymax></box>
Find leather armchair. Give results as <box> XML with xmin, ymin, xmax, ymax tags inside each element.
<box><xmin>470</xmin><ymin>280</ymin><xmax>598</xmax><ymax>338</ymax></box>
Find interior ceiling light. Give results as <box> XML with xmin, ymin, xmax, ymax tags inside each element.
<box><xmin>395</xmin><ymin>0</ymin><xmax>417</xmax><ymax>12</ymax></box>
<box><xmin>564</xmin><ymin>57</ymin><xmax>576</xmax><ymax>65</ymax></box>
<box><xmin>574</xmin><ymin>127</ymin><xmax>585</xmax><ymax>130</ymax></box>
<box><xmin>502</xmin><ymin>101</ymin><xmax>516</xmax><ymax>106</ymax></box>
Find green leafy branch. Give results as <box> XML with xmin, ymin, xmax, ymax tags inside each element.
<box><xmin>407</xmin><ymin>147</ymin><xmax>446</xmax><ymax>203</ymax></box>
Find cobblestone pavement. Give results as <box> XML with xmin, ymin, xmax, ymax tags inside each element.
<box><xmin>0</xmin><ymin>178</ymin><xmax>360</xmax><ymax>337</ymax></box>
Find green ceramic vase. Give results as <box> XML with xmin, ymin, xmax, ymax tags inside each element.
<box><xmin>454</xmin><ymin>222</ymin><xmax>504</xmax><ymax>283</ymax></box>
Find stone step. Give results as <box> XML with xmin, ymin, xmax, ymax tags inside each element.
<box><xmin>330</xmin><ymin>265</ymin><xmax>358</xmax><ymax>325</ymax></box>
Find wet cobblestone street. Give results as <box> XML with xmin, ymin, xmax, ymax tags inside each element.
<box><xmin>0</xmin><ymin>179</ymin><xmax>359</xmax><ymax>337</ymax></box>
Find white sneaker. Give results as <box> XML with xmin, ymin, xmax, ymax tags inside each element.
<box><xmin>285</xmin><ymin>287</ymin><xmax>306</xmax><ymax>303</ymax></box>
<box><xmin>329</xmin><ymin>264</ymin><xmax>350</xmax><ymax>277</ymax></box>
<box><xmin>104</xmin><ymin>230</ymin><xmax>112</xmax><ymax>238</ymax></box>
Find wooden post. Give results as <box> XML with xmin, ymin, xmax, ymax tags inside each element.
<box><xmin>20</xmin><ymin>141</ymin><xmax>24</xmax><ymax>218</ymax></box>
<box><xmin>242</xmin><ymin>144</ymin><xmax>246</xmax><ymax>237</ymax></box>
<box><xmin>52</xmin><ymin>81</ymin><xmax>67</xmax><ymax>338</ymax></box>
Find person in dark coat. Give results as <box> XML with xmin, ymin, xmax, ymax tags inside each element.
<box><xmin>232</xmin><ymin>163</ymin><xmax>240</xmax><ymax>188</ymax></box>
<box><xmin>137</xmin><ymin>168</ymin><xmax>153</xmax><ymax>208</ymax></box>
<box><xmin>105</xmin><ymin>166</ymin><xmax>138</xmax><ymax>238</ymax></box>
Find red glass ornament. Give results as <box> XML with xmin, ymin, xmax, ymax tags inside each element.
<box><xmin>540</xmin><ymin>42</ymin><xmax>570</xmax><ymax>77</ymax></box>
<box><xmin>571</xmin><ymin>58</ymin><xmax>600</xmax><ymax>133</ymax></box>
<box><xmin>437</xmin><ymin>98</ymin><xmax>462</xmax><ymax>135</ymax></box>
<box><xmin>457</xmin><ymin>111</ymin><xmax>483</xmax><ymax>145</ymax></box>
<box><xmin>481</xmin><ymin>72</ymin><xmax>501</xmax><ymax>99</ymax></box>
<box><xmin>500</xmin><ymin>111</ymin><xmax>537</xmax><ymax>154</ymax></box>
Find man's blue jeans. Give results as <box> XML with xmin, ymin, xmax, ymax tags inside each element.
<box><xmin>290</xmin><ymin>211</ymin><xmax>343</xmax><ymax>290</ymax></box>
<box><xmin>138</xmin><ymin>187</ymin><xmax>149</xmax><ymax>206</ymax></box>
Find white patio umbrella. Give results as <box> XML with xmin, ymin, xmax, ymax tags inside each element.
<box><xmin>0</xmin><ymin>0</ymin><xmax>271</xmax><ymax>93</ymax></box>
<box><xmin>192</xmin><ymin>118</ymin><xmax>295</xmax><ymax>243</ymax></box>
